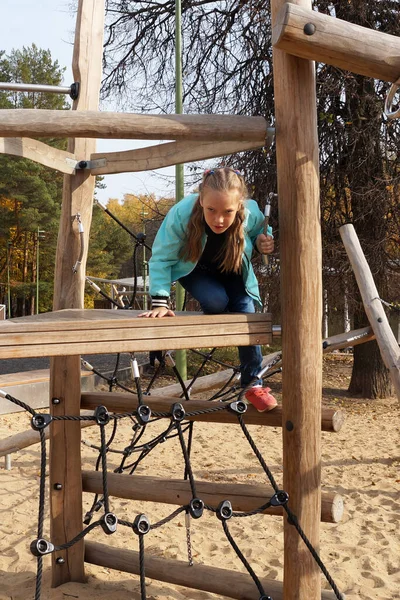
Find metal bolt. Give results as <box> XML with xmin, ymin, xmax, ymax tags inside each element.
<box><xmin>286</xmin><ymin>420</ymin><xmax>294</xmax><ymax>431</ymax></box>
<box><xmin>52</xmin><ymin>397</ymin><xmax>61</xmax><ymax>405</ymax></box>
<box><xmin>56</xmin><ymin>557</ymin><xmax>65</xmax><ymax>565</ymax></box>
<box><xmin>304</xmin><ymin>22</ymin><xmax>316</xmax><ymax>35</ymax></box>
<box><xmin>54</xmin><ymin>483</ymin><xmax>63</xmax><ymax>491</ymax></box>
<box><xmin>377</xmin><ymin>317</ymin><xmax>383</xmax><ymax>323</ymax></box>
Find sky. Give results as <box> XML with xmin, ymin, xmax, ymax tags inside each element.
<box><xmin>1</xmin><ymin>0</ymin><xmax>177</xmax><ymax>203</ymax></box>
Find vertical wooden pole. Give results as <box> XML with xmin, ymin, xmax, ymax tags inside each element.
<box><xmin>271</xmin><ymin>1</ymin><xmax>322</xmax><ymax>599</ymax></box>
<box><xmin>49</xmin><ymin>0</ymin><xmax>104</xmax><ymax>587</ymax></box>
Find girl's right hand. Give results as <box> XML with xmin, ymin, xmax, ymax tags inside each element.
<box><xmin>138</xmin><ymin>307</ymin><xmax>176</xmax><ymax>318</ymax></box>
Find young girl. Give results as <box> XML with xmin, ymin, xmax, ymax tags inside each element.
<box><xmin>138</xmin><ymin>167</ymin><xmax>276</xmax><ymax>411</ymax></box>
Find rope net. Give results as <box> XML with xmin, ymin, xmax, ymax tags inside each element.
<box><xmin>1</xmin><ymin>368</ymin><xmax>344</xmax><ymax>600</ymax></box>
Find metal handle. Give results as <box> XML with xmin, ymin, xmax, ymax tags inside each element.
<box><xmin>384</xmin><ymin>80</ymin><xmax>400</xmax><ymax>120</ymax></box>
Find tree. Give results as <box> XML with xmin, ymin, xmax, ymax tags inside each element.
<box><xmin>86</xmin><ymin>193</ymin><xmax>174</xmax><ymax>306</ymax></box>
<box><xmin>0</xmin><ymin>45</ymin><xmax>70</xmax><ymax>315</ymax></box>
<box><xmin>102</xmin><ymin>0</ymin><xmax>400</xmax><ymax>397</ymax></box>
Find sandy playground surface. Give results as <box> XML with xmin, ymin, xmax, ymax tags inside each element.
<box><xmin>0</xmin><ymin>354</ymin><xmax>399</xmax><ymax>600</ymax></box>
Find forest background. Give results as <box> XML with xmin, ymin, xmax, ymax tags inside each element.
<box><xmin>0</xmin><ymin>1</ymin><xmax>399</xmax><ymax>399</ymax></box>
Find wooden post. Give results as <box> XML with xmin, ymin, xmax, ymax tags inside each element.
<box><xmin>271</xmin><ymin>1</ymin><xmax>322</xmax><ymax>599</ymax></box>
<box><xmin>49</xmin><ymin>0</ymin><xmax>104</xmax><ymax>587</ymax></box>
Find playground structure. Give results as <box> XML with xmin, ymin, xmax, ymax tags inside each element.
<box><xmin>0</xmin><ymin>1</ymin><xmax>399</xmax><ymax>600</ymax></box>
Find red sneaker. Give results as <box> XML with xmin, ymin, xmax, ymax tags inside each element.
<box><xmin>244</xmin><ymin>386</ymin><xmax>277</xmax><ymax>412</ymax></box>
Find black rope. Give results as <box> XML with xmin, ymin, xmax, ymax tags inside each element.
<box><xmin>99</xmin><ymin>425</ymin><xmax>110</xmax><ymax>514</ymax></box>
<box><xmin>34</xmin><ymin>429</ymin><xmax>47</xmax><ymax>600</ymax></box>
<box><xmin>138</xmin><ymin>534</ymin><xmax>146</xmax><ymax>600</ymax></box>
<box><xmin>283</xmin><ymin>505</ymin><xmax>344</xmax><ymax>600</ymax></box>
<box><xmin>3</xmin><ymin>392</ymin><xmax>36</xmax><ymax>415</ymax></box>
<box><xmin>222</xmin><ymin>519</ymin><xmax>267</xmax><ymax>598</ymax></box>
<box><xmin>176</xmin><ymin>422</ymin><xmax>197</xmax><ymax>498</ymax></box>
<box><xmin>238</xmin><ymin>415</ymin><xmax>280</xmax><ymax>492</ymax></box>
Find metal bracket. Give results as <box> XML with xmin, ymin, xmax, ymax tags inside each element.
<box><xmin>65</xmin><ymin>158</ymin><xmax>107</xmax><ymax>171</ymax></box>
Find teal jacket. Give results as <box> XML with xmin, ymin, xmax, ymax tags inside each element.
<box><xmin>149</xmin><ymin>193</ymin><xmax>270</xmax><ymax>309</ymax></box>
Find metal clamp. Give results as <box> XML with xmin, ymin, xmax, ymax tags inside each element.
<box><xmin>228</xmin><ymin>400</ymin><xmax>247</xmax><ymax>414</ymax></box>
<box><xmin>133</xmin><ymin>514</ymin><xmax>151</xmax><ymax>535</ymax></box>
<box><xmin>136</xmin><ymin>404</ymin><xmax>152</xmax><ymax>425</ymax></box>
<box><xmin>189</xmin><ymin>498</ymin><xmax>204</xmax><ymax>519</ymax></box>
<box><xmin>30</xmin><ymin>538</ymin><xmax>55</xmax><ymax>556</ymax></box>
<box><xmin>171</xmin><ymin>402</ymin><xmax>186</xmax><ymax>421</ymax></box>
<box><xmin>94</xmin><ymin>405</ymin><xmax>110</xmax><ymax>426</ymax></box>
<box><xmin>216</xmin><ymin>500</ymin><xmax>233</xmax><ymax>521</ymax></box>
<box><xmin>31</xmin><ymin>413</ymin><xmax>53</xmax><ymax>431</ymax></box>
<box><xmin>270</xmin><ymin>490</ymin><xmax>289</xmax><ymax>506</ymax></box>
<box><xmin>101</xmin><ymin>512</ymin><xmax>118</xmax><ymax>535</ymax></box>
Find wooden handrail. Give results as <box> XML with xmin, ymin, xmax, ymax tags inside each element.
<box><xmin>272</xmin><ymin>3</ymin><xmax>400</xmax><ymax>82</ymax></box>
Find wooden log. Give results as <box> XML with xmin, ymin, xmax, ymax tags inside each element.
<box><xmin>0</xmin><ymin>412</ymin><xmax>95</xmax><ymax>457</ymax></box>
<box><xmin>82</xmin><ymin>471</ymin><xmax>344</xmax><ymax>524</ymax></box>
<box><xmin>272</xmin><ymin>3</ymin><xmax>400</xmax><ymax>83</ymax></box>
<box><xmin>84</xmin><ymin>541</ymin><xmax>339</xmax><ymax>600</ymax></box>
<box><xmin>90</xmin><ymin>138</ymin><xmax>269</xmax><ymax>175</ymax></box>
<box><xmin>0</xmin><ymin>110</ymin><xmax>269</xmax><ymax>142</ymax></box>
<box><xmin>339</xmin><ymin>224</ymin><xmax>400</xmax><ymax>400</ymax></box>
<box><xmin>49</xmin><ymin>0</ymin><xmax>105</xmax><ymax>588</ymax></box>
<box><xmin>323</xmin><ymin>326</ymin><xmax>375</xmax><ymax>352</ymax></box>
<box><xmin>271</xmin><ymin>1</ymin><xmax>322</xmax><ymax>598</ymax></box>
<box><xmin>0</xmin><ymin>137</ymin><xmax>76</xmax><ymax>174</ymax></box>
<box><xmin>81</xmin><ymin>392</ymin><xmax>345</xmax><ymax>433</ymax></box>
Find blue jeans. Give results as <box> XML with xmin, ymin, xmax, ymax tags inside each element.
<box><xmin>179</xmin><ymin>268</ymin><xmax>263</xmax><ymax>387</ymax></box>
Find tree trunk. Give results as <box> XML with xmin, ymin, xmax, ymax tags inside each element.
<box><xmin>348</xmin><ymin>274</ymin><xmax>392</xmax><ymax>398</ymax></box>
<box><xmin>349</xmin><ymin>341</ymin><xmax>392</xmax><ymax>398</ymax></box>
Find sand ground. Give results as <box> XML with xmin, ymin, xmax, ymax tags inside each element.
<box><xmin>0</xmin><ymin>354</ymin><xmax>399</xmax><ymax>600</ymax></box>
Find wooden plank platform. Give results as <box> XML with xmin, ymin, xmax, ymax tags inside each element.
<box><xmin>0</xmin><ymin>309</ymin><xmax>272</xmax><ymax>359</ymax></box>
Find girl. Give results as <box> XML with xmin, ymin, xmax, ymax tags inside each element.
<box><xmin>139</xmin><ymin>167</ymin><xmax>276</xmax><ymax>412</ymax></box>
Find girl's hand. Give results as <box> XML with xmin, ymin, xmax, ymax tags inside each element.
<box><xmin>138</xmin><ymin>307</ymin><xmax>176</xmax><ymax>318</ymax></box>
<box><xmin>256</xmin><ymin>233</ymin><xmax>274</xmax><ymax>255</ymax></box>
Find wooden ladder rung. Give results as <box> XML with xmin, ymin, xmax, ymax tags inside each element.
<box><xmin>84</xmin><ymin>541</ymin><xmax>339</xmax><ymax>600</ymax></box>
<box><xmin>82</xmin><ymin>471</ymin><xmax>344</xmax><ymax>524</ymax></box>
<box><xmin>81</xmin><ymin>391</ymin><xmax>345</xmax><ymax>433</ymax></box>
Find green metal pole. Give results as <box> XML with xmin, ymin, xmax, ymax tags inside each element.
<box><xmin>7</xmin><ymin>242</ymin><xmax>11</xmax><ymax>319</ymax></box>
<box><xmin>175</xmin><ymin>0</ymin><xmax>187</xmax><ymax>380</ymax></box>
<box><xmin>36</xmin><ymin>228</ymin><xmax>39</xmax><ymax>314</ymax></box>
<box><xmin>142</xmin><ymin>206</ymin><xmax>148</xmax><ymax>310</ymax></box>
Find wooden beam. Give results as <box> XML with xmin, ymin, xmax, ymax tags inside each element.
<box><xmin>271</xmin><ymin>1</ymin><xmax>322</xmax><ymax>599</ymax></box>
<box><xmin>49</xmin><ymin>0</ymin><xmax>105</xmax><ymax>588</ymax></box>
<box><xmin>90</xmin><ymin>138</ymin><xmax>270</xmax><ymax>175</ymax></box>
<box><xmin>0</xmin><ymin>412</ymin><xmax>95</xmax><ymax>457</ymax></box>
<box><xmin>85</xmin><ymin>541</ymin><xmax>339</xmax><ymax>600</ymax></box>
<box><xmin>272</xmin><ymin>2</ymin><xmax>400</xmax><ymax>83</ymax></box>
<box><xmin>0</xmin><ymin>309</ymin><xmax>272</xmax><ymax>359</ymax></box>
<box><xmin>82</xmin><ymin>471</ymin><xmax>344</xmax><ymax>524</ymax></box>
<box><xmin>323</xmin><ymin>326</ymin><xmax>375</xmax><ymax>352</ymax></box>
<box><xmin>0</xmin><ymin>110</ymin><xmax>269</xmax><ymax>142</ymax></box>
<box><xmin>80</xmin><ymin>392</ymin><xmax>345</xmax><ymax>433</ymax></box>
<box><xmin>0</xmin><ymin>137</ymin><xmax>77</xmax><ymax>174</ymax></box>
<box><xmin>339</xmin><ymin>224</ymin><xmax>400</xmax><ymax>399</ymax></box>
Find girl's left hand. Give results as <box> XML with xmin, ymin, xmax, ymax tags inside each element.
<box><xmin>256</xmin><ymin>233</ymin><xmax>274</xmax><ymax>255</ymax></box>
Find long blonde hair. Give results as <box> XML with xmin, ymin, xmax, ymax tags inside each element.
<box><xmin>180</xmin><ymin>168</ymin><xmax>248</xmax><ymax>273</ymax></box>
